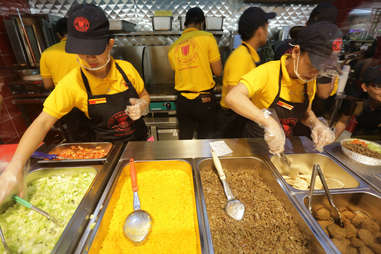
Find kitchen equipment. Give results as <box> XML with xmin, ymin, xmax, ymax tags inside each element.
<box><xmin>340</xmin><ymin>138</ymin><xmax>381</xmax><ymax>166</ymax></box>
<box><xmin>307</xmin><ymin>164</ymin><xmax>344</xmax><ymax>227</ymax></box>
<box><xmin>32</xmin><ymin>151</ymin><xmax>64</xmax><ymax>160</ymax></box>
<box><xmin>13</xmin><ymin>195</ymin><xmax>60</xmax><ymax>225</ymax></box>
<box><xmin>205</xmin><ymin>16</ymin><xmax>224</xmax><ymax>31</ymax></box>
<box><xmin>271</xmin><ymin>153</ymin><xmax>358</xmax><ymax>191</ymax></box>
<box><xmin>211</xmin><ymin>150</ymin><xmax>244</xmax><ymax>220</ymax></box>
<box><xmin>123</xmin><ymin>158</ymin><xmax>152</xmax><ymax>243</ymax></box>
<box><xmin>279</xmin><ymin>152</ymin><xmax>299</xmax><ymax>179</ymax></box>
<box><xmin>109</xmin><ymin>20</ymin><xmax>136</xmax><ymax>32</ymax></box>
<box><xmin>152</xmin><ymin>16</ymin><xmax>173</xmax><ymax>31</ymax></box>
<box><xmin>0</xmin><ymin>225</ymin><xmax>10</xmax><ymax>253</ymax></box>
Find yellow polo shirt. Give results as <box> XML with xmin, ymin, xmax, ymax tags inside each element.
<box><xmin>43</xmin><ymin>58</ymin><xmax>144</xmax><ymax>119</ymax></box>
<box><xmin>240</xmin><ymin>54</ymin><xmax>316</xmax><ymax>109</ymax></box>
<box><xmin>168</xmin><ymin>28</ymin><xmax>221</xmax><ymax>99</ymax></box>
<box><xmin>220</xmin><ymin>41</ymin><xmax>260</xmax><ymax>108</ymax></box>
<box><xmin>39</xmin><ymin>37</ymin><xmax>78</xmax><ymax>85</ymax></box>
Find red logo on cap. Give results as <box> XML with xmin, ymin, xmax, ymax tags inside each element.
<box><xmin>74</xmin><ymin>17</ymin><xmax>90</xmax><ymax>32</ymax></box>
<box><xmin>332</xmin><ymin>38</ymin><xmax>343</xmax><ymax>52</ymax></box>
<box><xmin>181</xmin><ymin>45</ymin><xmax>190</xmax><ymax>56</ymax></box>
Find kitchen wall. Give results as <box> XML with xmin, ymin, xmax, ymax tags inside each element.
<box><xmin>28</xmin><ymin>0</ymin><xmax>316</xmax><ymax>33</ymax></box>
<box><xmin>0</xmin><ymin>0</ymin><xmax>29</xmax><ymax>144</ymax></box>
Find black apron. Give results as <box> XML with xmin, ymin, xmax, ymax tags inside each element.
<box><xmin>80</xmin><ymin>62</ymin><xmax>147</xmax><ymax>142</ymax></box>
<box><xmin>244</xmin><ymin>63</ymin><xmax>309</xmax><ymax>138</ymax></box>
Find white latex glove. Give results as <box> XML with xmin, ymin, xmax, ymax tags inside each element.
<box><xmin>0</xmin><ymin>165</ymin><xmax>25</xmax><ymax>205</ymax></box>
<box><xmin>310</xmin><ymin>119</ymin><xmax>335</xmax><ymax>152</ymax></box>
<box><xmin>126</xmin><ymin>98</ymin><xmax>149</xmax><ymax>121</ymax></box>
<box><xmin>262</xmin><ymin>110</ymin><xmax>286</xmax><ymax>155</ymax></box>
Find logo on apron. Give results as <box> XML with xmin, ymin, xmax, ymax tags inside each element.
<box><xmin>88</xmin><ymin>98</ymin><xmax>107</xmax><ymax>104</ymax></box>
<box><xmin>277</xmin><ymin>100</ymin><xmax>294</xmax><ymax>110</ymax></box>
<box><xmin>107</xmin><ymin>111</ymin><xmax>135</xmax><ymax>136</ymax></box>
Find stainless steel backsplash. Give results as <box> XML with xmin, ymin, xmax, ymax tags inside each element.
<box><xmin>29</xmin><ymin>0</ymin><xmax>316</xmax><ymax>35</ymax></box>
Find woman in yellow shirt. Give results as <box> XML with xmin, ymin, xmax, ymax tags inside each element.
<box><xmin>226</xmin><ymin>22</ymin><xmax>340</xmax><ymax>154</ymax></box>
<box><xmin>0</xmin><ymin>4</ymin><xmax>150</xmax><ymax>204</ymax></box>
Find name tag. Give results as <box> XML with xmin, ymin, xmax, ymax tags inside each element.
<box><xmin>89</xmin><ymin>98</ymin><xmax>107</xmax><ymax>104</ymax></box>
<box><xmin>277</xmin><ymin>100</ymin><xmax>294</xmax><ymax>111</ymax></box>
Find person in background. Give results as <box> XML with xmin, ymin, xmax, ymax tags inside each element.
<box><xmin>40</xmin><ymin>18</ymin><xmax>78</xmax><ymax>90</ymax></box>
<box><xmin>218</xmin><ymin>7</ymin><xmax>276</xmax><ymax>138</ymax></box>
<box><xmin>225</xmin><ymin>22</ymin><xmax>340</xmax><ymax>154</ymax></box>
<box><xmin>0</xmin><ymin>3</ymin><xmax>150</xmax><ymax>205</ymax></box>
<box><xmin>334</xmin><ymin>65</ymin><xmax>381</xmax><ymax>138</ymax></box>
<box><xmin>168</xmin><ymin>7</ymin><xmax>222</xmax><ymax>139</ymax></box>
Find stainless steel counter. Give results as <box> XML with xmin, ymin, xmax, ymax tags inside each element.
<box><xmin>76</xmin><ymin>137</ymin><xmax>381</xmax><ymax>254</ymax></box>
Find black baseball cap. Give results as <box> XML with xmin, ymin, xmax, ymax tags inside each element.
<box><xmin>238</xmin><ymin>7</ymin><xmax>276</xmax><ymax>41</ymax></box>
<box><xmin>184</xmin><ymin>7</ymin><xmax>205</xmax><ymax>26</ymax></box>
<box><xmin>66</xmin><ymin>3</ymin><xmax>110</xmax><ymax>55</ymax></box>
<box><xmin>362</xmin><ymin>65</ymin><xmax>381</xmax><ymax>85</ymax></box>
<box><xmin>294</xmin><ymin>21</ymin><xmax>342</xmax><ymax>71</ymax></box>
<box><xmin>307</xmin><ymin>2</ymin><xmax>338</xmax><ymax>25</ymax></box>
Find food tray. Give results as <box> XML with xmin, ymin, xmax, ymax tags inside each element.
<box><xmin>38</xmin><ymin>142</ymin><xmax>113</xmax><ymax>164</ymax></box>
<box><xmin>270</xmin><ymin>153</ymin><xmax>360</xmax><ymax>191</ymax></box>
<box><xmin>86</xmin><ymin>160</ymin><xmax>202</xmax><ymax>254</ymax></box>
<box><xmin>0</xmin><ymin>166</ymin><xmax>102</xmax><ymax>254</ymax></box>
<box><xmin>300</xmin><ymin>191</ymin><xmax>381</xmax><ymax>254</ymax></box>
<box><xmin>197</xmin><ymin>157</ymin><xmax>325</xmax><ymax>253</ymax></box>
<box><xmin>341</xmin><ymin>139</ymin><xmax>381</xmax><ymax>166</ymax></box>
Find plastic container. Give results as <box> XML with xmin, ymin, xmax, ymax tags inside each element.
<box><xmin>152</xmin><ymin>16</ymin><xmax>173</xmax><ymax>31</ymax></box>
<box><xmin>205</xmin><ymin>16</ymin><xmax>224</xmax><ymax>31</ymax></box>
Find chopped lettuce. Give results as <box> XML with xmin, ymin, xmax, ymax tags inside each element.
<box><xmin>0</xmin><ymin>171</ymin><xmax>95</xmax><ymax>254</ymax></box>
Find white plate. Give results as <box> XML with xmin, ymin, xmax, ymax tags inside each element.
<box><xmin>340</xmin><ymin>138</ymin><xmax>381</xmax><ymax>166</ymax></box>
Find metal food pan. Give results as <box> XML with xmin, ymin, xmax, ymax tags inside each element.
<box><xmin>0</xmin><ymin>165</ymin><xmax>104</xmax><ymax>254</ymax></box>
<box><xmin>270</xmin><ymin>153</ymin><xmax>363</xmax><ymax>192</ymax></box>
<box><xmin>293</xmin><ymin>191</ymin><xmax>381</xmax><ymax>254</ymax></box>
<box><xmin>79</xmin><ymin>159</ymin><xmax>207</xmax><ymax>254</ymax></box>
<box><xmin>196</xmin><ymin>157</ymin><xmax>325</xmax><ymax>254</ymax></box>
<box><xmin>38</xmin><ymin>142</ymin><xmax>113</xmax><ymax>164</ymax></box>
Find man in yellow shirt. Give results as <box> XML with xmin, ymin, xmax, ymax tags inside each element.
<box><xmin>219</xmin><ymin>7</ymin><xmax>275</xmax><ymax>138</ymax></box>
<box><xmin>226</xmin><ymin>22</ymin><xmax>341</xmax><ymax>154</ymax></box>
<box><xmin>0</xmin><ymin>4</ymin><xmax>150</xmax><ymax>205</ymax></box>
<box><xmin>39</xmin><ymin>18</ymin><xmax>78</xmax><ymax>89</ymax></box>
<box><xmin>40</xmin><ymin>17</ymin><xmax>90</xmax><ymax>141</ymax></box>
<box><xmin>168</xmin><ymin>7</ymin><xmax>222</xmax><ymax>139</ymax></box>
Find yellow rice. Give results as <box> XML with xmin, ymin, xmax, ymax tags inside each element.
<box><xmin>89</xmin><ymin>160</ymin><xmax>201</xmax><ymax>254</ymax></box>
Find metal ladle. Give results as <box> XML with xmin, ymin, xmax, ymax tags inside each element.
<box><xmin>307</xmin><ymin>164</ymin><xmax>344</xmax><ymax>227</ymax></box>
<box><xmin>0</xmin><ymin>225</ymin><xmax>10</xmax><ymax>253</ymax></box>
<box><xmin>211</xmin><ymin>150</ymin><xmax>245</xmax><ymax>221</ymax></box>
<box><xmin>123</xmin><ymin>158</ymin><xmax>152</xmax><ymax>243</ymax></box>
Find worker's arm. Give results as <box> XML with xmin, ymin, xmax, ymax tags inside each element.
<box><xmin>0</xmin><ymin>112</ymin><xmax>57</xmax><ymax>204</ymax></box>
<box><xmin>210</xmin><ymin>60</ymin><xmax>223</xmax><ymax>77</ymax></box>
<box><xmin>42</xmin><ymin>77</ymin><xmax>55</xmax><ymax>90</ymax></box>
<box><xmin>225</xmin><ymin>83</ymin><xmax>285</xmax><ymax>154</ymax></box>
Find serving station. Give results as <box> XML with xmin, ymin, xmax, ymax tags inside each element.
<box><xmin>0</xmin><ymin>138</ymin><xmax>380</xmax><ymax>254</ymax></box>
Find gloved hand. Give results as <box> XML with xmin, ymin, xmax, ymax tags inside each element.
<box><xmin>262</xmin><ymin>110</ymin><xmax>286</xmax><ymax>155</ymax></box>
<box><xmin>0</xmin><ymin>164</ymin><xmax>25</xmax><ymax>205</ymax></box>
<box><xmin>310</xmin><ymin>119</ymin><xmax>335</xmax><ymax>152</ymax></box>
<box><xmin>126</xmin><ymin>98</ymin><xmax>149</xmax><ymax>121</ymax></box>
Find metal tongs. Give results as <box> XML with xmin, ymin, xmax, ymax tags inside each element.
<box><xmin>0</xmin><ymin>225</ymin><xmax>10</xmax><ymax>253</ymax></box>
<box><xmin>307</xmin><ymin>164</ymin><xmax>344</xmax><ymax>227</ymax></box>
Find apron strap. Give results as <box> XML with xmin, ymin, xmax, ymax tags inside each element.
<box><xmin>175</xmin><ymin>86</ymin><xmax>215</xmax><ymax>94</ymax></box>
<box><xmin>80</xmin><ymin>69</ymin><xmax>93</xmax><ymax>97</ymax></box>
<box><xmin>114</xmin><ymin>62</ymin><xmax>134</xmax><ymax>90</ymax></box>
<box><xmin>241</xmin><ymin>43</ymin><xmax>260</xmax><ymax>66</ymax></box>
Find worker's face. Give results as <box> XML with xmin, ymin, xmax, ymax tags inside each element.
<box><xmin>291</xmin><ymin>46</ymin><xmax>320</xmax><ymax>81</ymax></box>
<box><xmin>77</xmin><ymin>39</ymin><xmax>114</xmax><ymax>70</ymax></box>
<box><xmin>362</xmin><ymin>83</ymin><xmax>381</xmax><ymax>103</ymax></box>
<box><xmin>258</xmin><ymin>23</ymin><xmax>269</xmax><ymax>46</ymax></box>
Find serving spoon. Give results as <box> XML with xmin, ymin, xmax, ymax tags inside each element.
<box><xmin>211</xmin><ymin>150</ymin><xmax>245</xmax><ymax>221</ymax></box>
<box><xmin>0</xmin><ymin>225</ymin><xmax>10</xmax><ymax>253</ymax></box>
<box><xmin>123</xmin><ymin>158</ymin><xmax>152</xmax><ymax>243</ymax></box>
